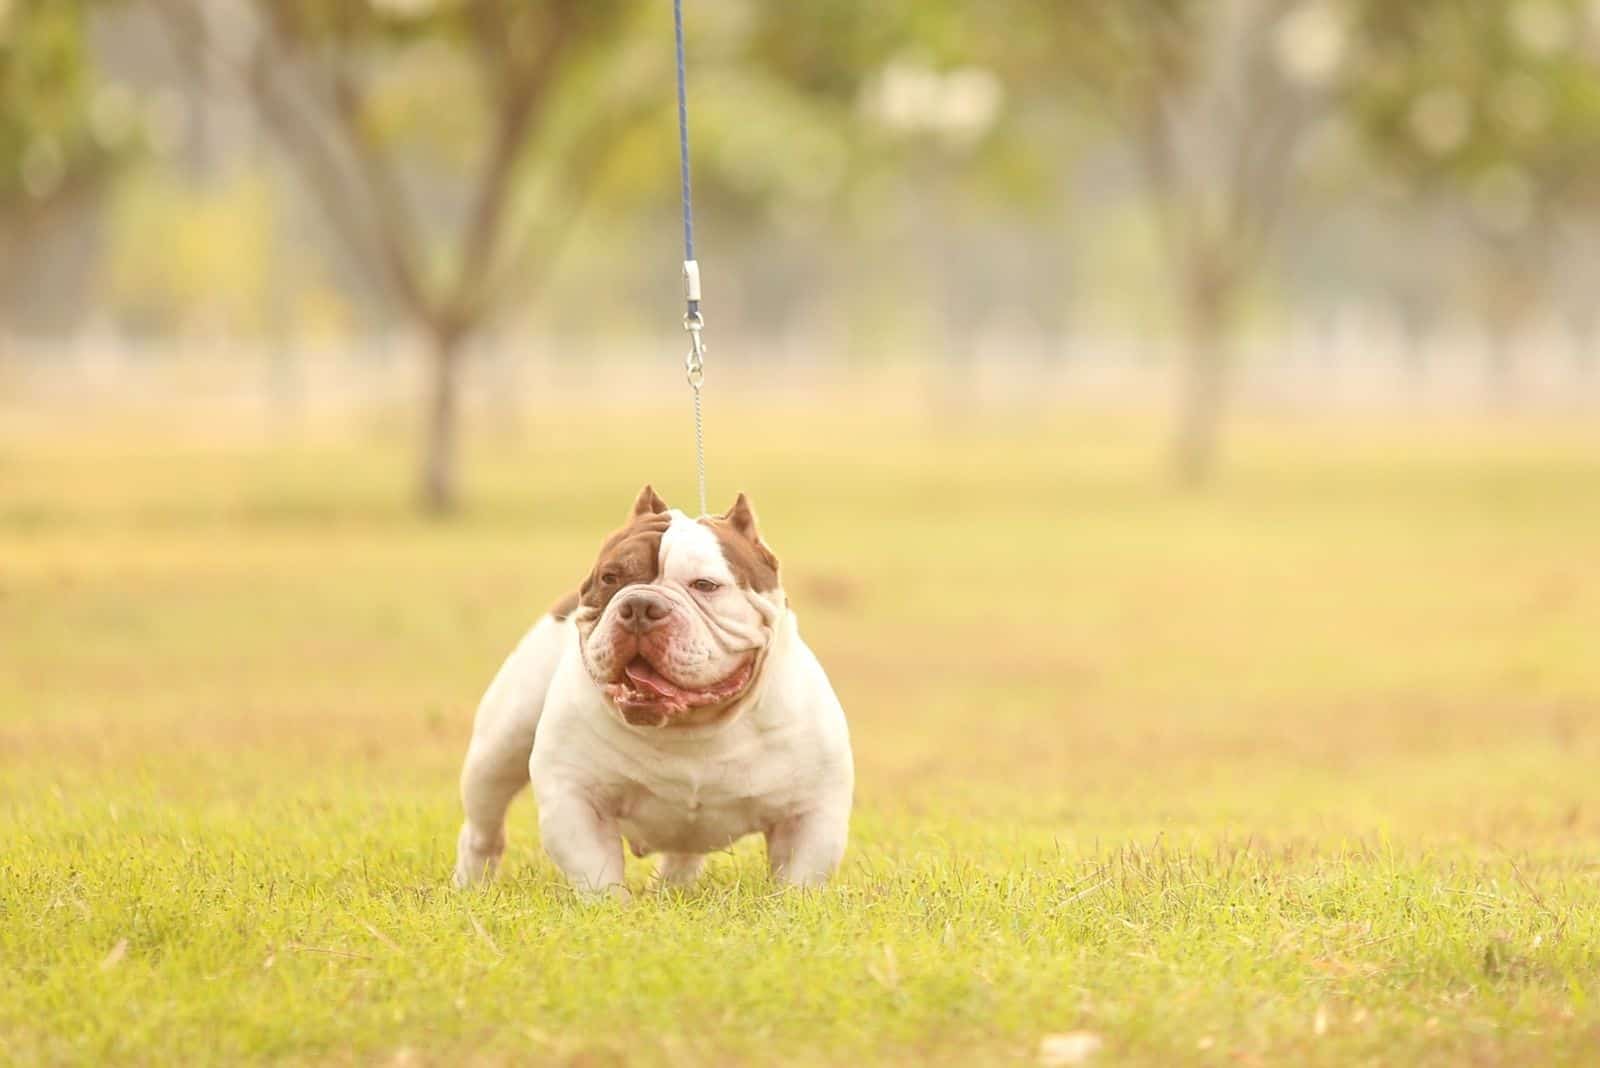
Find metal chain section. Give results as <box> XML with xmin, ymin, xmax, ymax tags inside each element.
<box><xmin>685</xmin><ymin>310</ymin><xmax>707</xmax><ymax>516</ymax></box>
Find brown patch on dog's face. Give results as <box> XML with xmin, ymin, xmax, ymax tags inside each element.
<box><xmin>570</xmin><ymin>485</ymin><xmax>672</xmax><ymax>631</ymax></box>
<box><xmin>549</xmin><ymin>590</ymin><xmax>580</xmax><ymax>621</ymax></box>
<box><xmin>548</xmin><ymin>485</ymin><xmax>671</xmax><ymax>624</ymax></box>
<box><xmin>698</xmin><ymin>492</ymin><xmax>780</xmax><ymax>593</ymax></box>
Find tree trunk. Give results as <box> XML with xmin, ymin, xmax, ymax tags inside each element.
<box><xmin>1170</xmin><ymin>267</ymin><xmax>1233</xmax><ymax>489</ymax></box>
<box><xmin>1568</xmin><ymin>309</ymin><xmax>1598</xmax><ymax>383</ymax></box>
<box><xmin>420</xmin><ymin>328</ymin><xmax>465</xmax><ymax>515</ymax></box>
<box><xmin>1484</xmin><ymin>319</ymin><xmax>1517</xmax><ymax>411</ymax></box>
<box><xmin>1395</xmin><ymin>297</ymin><xmax>1432</xmax><ymax>396</ymax></box>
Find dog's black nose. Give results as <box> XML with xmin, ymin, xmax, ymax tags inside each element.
<box><xmin>615</xmin><ymin>590</ymin><xmax>673</xmax><ymax>632</ymax></box>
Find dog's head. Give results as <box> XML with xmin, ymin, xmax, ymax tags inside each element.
<box><xmin>568</xmin><ymin>485</ymin><xmax>785</xmax><ymax>728</ymax></box>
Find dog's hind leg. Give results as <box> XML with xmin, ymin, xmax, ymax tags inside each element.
<box><xmin>456</xmin><ymin>730</ymin><xmax>531</xmax><ymax>887</ymax></box>
<box><xmin>454</xmin><ymin>616</ymin><xmax>567</xmax><ymax>887</ymax></box>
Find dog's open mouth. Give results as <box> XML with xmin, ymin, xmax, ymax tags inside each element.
<box><xmin>607</xmin><ymin>656</ymin><xmax>754</xmax><ymax>726</ymax></box>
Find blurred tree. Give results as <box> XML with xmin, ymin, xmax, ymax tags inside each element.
<box><xmin>1350</xmin><ymin>0</ymin><xmax>1600</xmax><ymax>402</ymax></box>
<box><xmin>0</xmin><ymin>0</ymin><xmax>138</xmax><ymax>318</ymax></box>
<box><xmin>155</xmin><ymin>0</ymin><xmax>653</xmax><ymax>513</ymax></box>
<box><xmin>1551</xmin><ymin>216</ymin><xmax>1600</xmax><ymax>380</ymax></box>
<box><xmin>696</xmin><ymin>1</ymin><xmax>1017</xmax><ymax>362</ymax></box>
<box><xmin>986</xmin><ymin>0</ymin><xmax>1348</xmax><ymax>485</ymax></box>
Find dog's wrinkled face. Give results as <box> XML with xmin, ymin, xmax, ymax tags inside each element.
<box><xmin>570</xmin><ymin>486</ymin><xmax>784</xmax><ymax>728</ymax></box>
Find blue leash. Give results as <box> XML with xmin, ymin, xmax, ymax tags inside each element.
<box><xmin>673</xmin><ymin>0</ymin><xmax>697</xmax><ymax>305</ymax></box>
<box><xmin>674</xmin><ymin>0</ymin><xmax>707</xmax><ymax>515</ymax></box>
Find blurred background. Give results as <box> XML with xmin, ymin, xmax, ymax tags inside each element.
<box><xmin>3</xmin><ymin>0</ymin><xmax>1598</xmax><ymax>514</ymax></box>
<box><xmin>5</xmin><ymin>0</ymin><xmax>1600</xmax><ymax>805</ymax></box>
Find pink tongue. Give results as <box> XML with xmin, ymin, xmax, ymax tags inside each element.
<box><xmin>624</xmin><ymin>660</ymin><xmax>682</xmax><ymax>699</ymax></box>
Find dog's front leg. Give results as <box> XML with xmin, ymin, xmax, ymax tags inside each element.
<box><xmin>536</xmin><ymin>789</ymin><xmax>628</xmax><ymax>900</ymax></box>
<box><xmin>766</xmin><ymin>802</ymin><xmax>850</xmax><ymax>888</ymax></box>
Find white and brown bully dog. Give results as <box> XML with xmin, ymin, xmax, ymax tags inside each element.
<box><xmin>453</xmin><ymin>486</ymin><xmax>853</xmax><ymax>896</ymax></box>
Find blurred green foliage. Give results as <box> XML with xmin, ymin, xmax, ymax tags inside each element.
<box><xmin>1354</xmin><ymin>0</ymin><xmax>1600</xmax><ymax>230</ymax></box>
<box><xmin>1346</xmin><ymin>0</ymin><xmax>1600</xmax><ymax>365</ymax></box>
<box><xmin>0</xmin><ymin>0</ymin><xmax>136</xmax><ymax>213</ymax></box>
<box><xmin>2</xmin><ymin>0</ymin><xmax>1598</xmax><ymax>326</ymax></box>
<box><xmin>5</xmin><ymin>0</ymin><xmax>1600</xmax><ymax>494</ymax></box>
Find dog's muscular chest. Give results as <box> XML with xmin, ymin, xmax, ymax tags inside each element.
<box><xmin>593</xmin><ymin>728</ymin><xmax>816</xmax><ymax>856</ymax></box>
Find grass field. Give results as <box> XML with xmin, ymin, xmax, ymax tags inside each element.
<box><xmin>3</xmin><ymin>405</ymin><xmax>1599</xmax><ymax>1065</ymax></box>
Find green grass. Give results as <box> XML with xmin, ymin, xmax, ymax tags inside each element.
<box><xmin>3</xmin><ymin>407</ymin><xmax>1599</xmax><ymax>1065</ymax></box>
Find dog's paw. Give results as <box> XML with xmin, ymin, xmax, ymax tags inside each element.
<box><xmin>572</xmin><ymin>882</ymin><xmax>632</xmax><ymax>905</ymax></box>
<box><xmin>453</xmin><ymin>823</ymin><xmax>505</xmax><ymax>888</ymax></box>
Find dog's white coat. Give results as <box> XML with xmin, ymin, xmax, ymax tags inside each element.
<box><xmin>454</xmin><ymin>512</ymin><xmax>854</xmax><ymax>894</ymax></box>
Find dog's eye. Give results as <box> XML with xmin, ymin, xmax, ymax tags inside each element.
<box><xmin>600</xmin><ymin>572</ymin><xmax>619</xmax><ymax>586</ymax></box>
<box><xmin>690</xmin><ymin>579</ymin><xmax>721</xmax><ymax>594</ymax></box>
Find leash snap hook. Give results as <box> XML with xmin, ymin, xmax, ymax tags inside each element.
<box><xmin>683</xmin><ymin>312</ymin><xmax>705</xmax><ymax>388</ymax></box>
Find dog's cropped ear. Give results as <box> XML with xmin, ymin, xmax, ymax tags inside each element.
<box><xmin>630</xmin><ymin>484</ymin><xmax>669</xmax><ymax>518</ymax></box>
<box><xmin>724</xmin><ymin>492</ymin><xmax>760</xmax><ymax>541</ymax></box>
